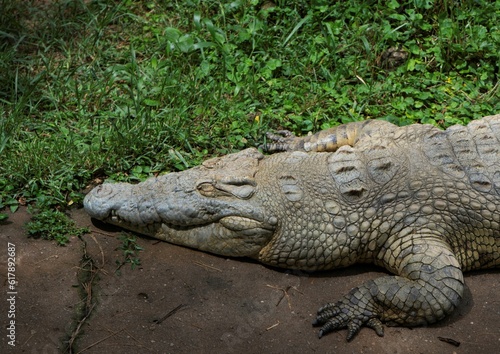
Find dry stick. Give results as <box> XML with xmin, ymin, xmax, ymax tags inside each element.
<box><xmin>153</xmin><ymin>304</ymin><xmax>185</xmax><ymax>325</ymax></box>
<box><xmin>194</xmin><ymin>260</ymin><xmax>222</xmax><ymax>272</ymax></box>
<box><xmin>89</xmin><ymin>233</ymin><xmax>105</xmax><ymax>267</ymax></box>
<box><xmin>437</xmin><ymin>337</ymin><xmax>461</xmax><ymax>347</ymax></box>
<box><xmin>266</xmin><ymin>321</ymin><xmax>280</xmax><ymax>331</ymax></box>
<box><xmin>123</xmin><ymin>328</ymin><xmax>152</xmax><ymax>349</ymax></box>
<box><xmin>90</xmin><ymin>229</ymin><xmax>118</xmax><ymax>238</ymax></box>
<box><xmin>266</xmin><ymin>284</ymin><xmax>292</xmax><ymax>309</ymax></box>
<box><xmin>68</xmin><ymin>279</ymin><xmax>97</xmax><ymax>352</ymax></box>
<box><xmin>266</xmin><ymin>284</ymin><xmax>302</xmax><ymax>310</ymax></box>
<box><xmin>67</xmin><ymin>303</ymin><xmax>96</xmax><ymax>353</ymax></box>
<box><xmin>76</xmin><ymin>328</ymin><xmax>124</xmax><ymax>354</ymax></box>
<box><xmin>21</xmin><ymin>331</ymin><xmax>35</xmax><ymax>347</ymax></box>
<box><xmin>82</xmin><ymin>259</ymin><xmax>97</xmax><ymax>310</ymax></box>
<box><xmin>68</xmin><ymin>252</ymin><xmax>99</xmax><ymax>353</ymax></box>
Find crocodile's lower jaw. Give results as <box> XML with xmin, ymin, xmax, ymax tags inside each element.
<box><xmin>102</xmin><ymin>212</ymin><xmax>276</xmax><ymax>258</ymax></box>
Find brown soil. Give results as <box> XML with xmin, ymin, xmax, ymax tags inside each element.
<box><xmin>0</xmin><ymin>207</ymin><xmax>499</xmax><ymax>353</ymax></box>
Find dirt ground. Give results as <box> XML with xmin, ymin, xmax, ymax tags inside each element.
<box><xmin>0</xmin><ymin>207</ymin><xmax>499</xmax><ymax>354</ymax></box>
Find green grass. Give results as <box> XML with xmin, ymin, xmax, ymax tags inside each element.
<box><xmin>115</xmin><ymin>233</ymin><xmax>144</xmax><ymax>271</ymax></box>
<box><xmin>1</xmin><ymin>0</ymin><xmax>499</xmax><ymax>215</ymax></box>
<box><xmin>25</xmin><ymin>208</ymin><xmax>89</xmax><ymax>245</ymax></box>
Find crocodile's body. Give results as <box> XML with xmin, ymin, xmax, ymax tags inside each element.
<box><xmin>84</xmin><ymin>115</ymin><xmax>500</xmax><ymax>340</ymax></box>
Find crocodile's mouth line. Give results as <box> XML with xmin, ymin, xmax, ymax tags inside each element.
<box><xmin>106</xmin><ymin>210</ymin><xmax>211</xmax><ymax>233</ymax></box>
<box><xmin>106</xmin><ymin>212</ymin><xmax>162</xmax><ymax>234</ymax></box>
<box><xmin>105</xmin><ymin>210</ymin><xmax>274</xmax><ymax>234</ymax></box>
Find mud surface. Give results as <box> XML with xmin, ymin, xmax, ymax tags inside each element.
<box><xmin>0</xmin><ymin>207</ymin><xmax>499</xmax><ymax>353</ymax></box>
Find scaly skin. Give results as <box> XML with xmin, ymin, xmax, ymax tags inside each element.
<box><xmin>84</xmin><ymin>114</ymin><xmax>500</xmax><ymax>341</ymax></box>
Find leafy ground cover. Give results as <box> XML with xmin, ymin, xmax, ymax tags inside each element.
<box><xmin>0</xmin><ymin>0</ymin><xmax>499</xmax><ymax>217</ymax></box>
<box><xmin>25</xmin><ymin>208</ymin><xmax>89</xmax><ymax>245</ymax></box>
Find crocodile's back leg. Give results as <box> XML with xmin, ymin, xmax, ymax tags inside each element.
<box><xmin>263</xmin><ymin>119</ymin><xmax>397</xmax><ymax>152</ymax></box>
<box><xmin>314</xmin><ymin>230</ymin><xmax>464</xmax><ymax>340</ymax></box>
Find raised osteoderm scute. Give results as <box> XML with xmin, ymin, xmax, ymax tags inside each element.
<box><xmin>84</xmin><ymin>114</ymin><xmax>500</xmax><ymax>341</ymax></box>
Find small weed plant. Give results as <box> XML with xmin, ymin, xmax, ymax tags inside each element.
<box><xmin>25</xmin><ymin>208</ymin><xmax>89</xmax><ymax>246</ymax></box>
<box><xmin>115</xmin><ymin>233</ymin><xmax>144</xmax><ymax>271</ymax></box>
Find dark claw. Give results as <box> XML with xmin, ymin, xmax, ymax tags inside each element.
<box><xmin>261</xmin><ymin>130</ymin><xmax>298</xmax><ymax>153</ymax></box>
<box><xmin>366</xmin><ymin>318</ymin><xmax>385</xmax><ymax>337</ymax></box>
<box><xmin>272</xmin><ymin>130</ymin><xmax>294</xmax><ymax>138</ymax></box>
<box><xmin>346</xmin><ymin>322</ymin><xmax>361</xmax><ymax>342</ymax></box>
<box><xmin>265</xmin><ymin>130</ymin><xmax>293</xmax><ymax>143</ymax></box>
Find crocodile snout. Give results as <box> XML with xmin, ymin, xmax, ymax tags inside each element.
<box><xmin>84</xmin><ymin>183</ymin><xmax>123</xmax><ymax>220</ymax></box>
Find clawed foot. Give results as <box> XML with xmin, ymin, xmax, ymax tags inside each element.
<box><xmin>260</xmin><ymin>130</ymin><xmax>302</xmax><ymax>152</ymax></box>
<box><xmin>312</xmin><ymin>297</ymin><xmax>384</xmax><ymax>341</ymax></box>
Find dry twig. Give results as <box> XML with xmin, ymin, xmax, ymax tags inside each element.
<box><xmin>194</xmin><ymin>261</ymin><xmax>222</xmax><ymax>272</ymax></box>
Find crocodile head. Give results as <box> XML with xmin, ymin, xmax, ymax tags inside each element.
<box><xmin>84</xmin><ymin>148</ymin><xmax>279</xmax><ymax>258</ymax></box>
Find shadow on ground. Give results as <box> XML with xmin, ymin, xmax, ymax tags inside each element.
<box><xmin>0</xmin><ymin>207</ymin><xmax>499</xmax><ymax>353</ymax></box>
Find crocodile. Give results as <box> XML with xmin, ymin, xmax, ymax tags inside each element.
<box><xmin>84</xmin><ymin>114</ymin><xmax>500</xmax><ymax>341</ymax></box>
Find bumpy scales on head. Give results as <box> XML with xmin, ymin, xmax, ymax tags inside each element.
<box><xmin>85</xmin><ymin>114</ymin><xmax>500</xmax><ymax>341</ymax></box>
